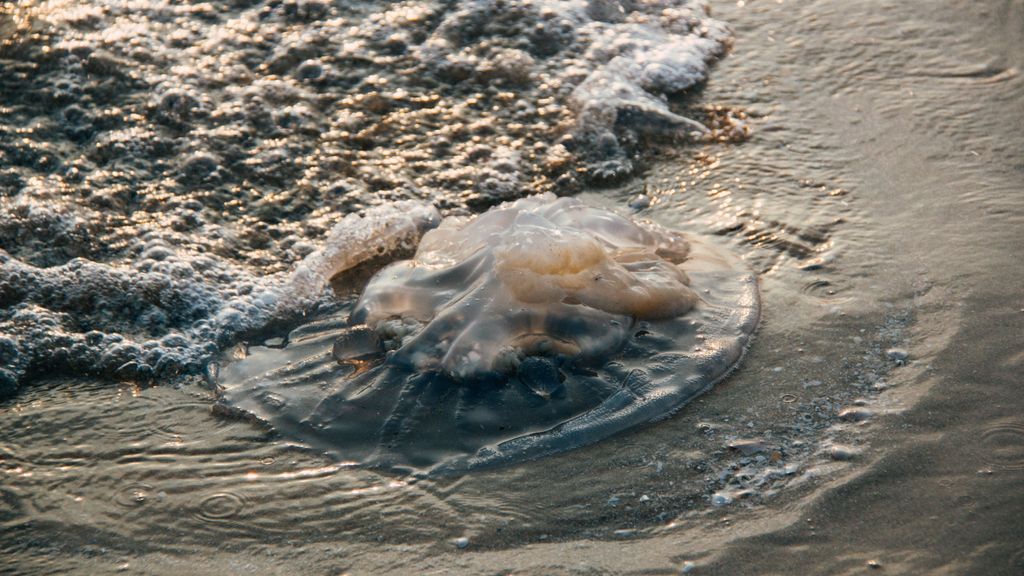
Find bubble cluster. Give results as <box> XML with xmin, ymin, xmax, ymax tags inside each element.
<box><xmin>0</xmin><ymin>201</ymin><xmax>438</xmax><ymax>397</ymax></box>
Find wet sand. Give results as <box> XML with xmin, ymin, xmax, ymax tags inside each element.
<box><xmin>2</xmin><ymin>0</ymin><xmax>1023</xmax><ymax>574</ymax></box>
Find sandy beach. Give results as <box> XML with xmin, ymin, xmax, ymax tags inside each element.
<box><xmin>1</xmin><ymin>0</ymin><xmax>1022</xmax><ymax>574</ymax></box>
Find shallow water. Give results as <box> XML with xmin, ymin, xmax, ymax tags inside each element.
<box><xmin>2</xmin><ymin>0</ymin><xmax>1023</xmax><ymax>574</ymax></box>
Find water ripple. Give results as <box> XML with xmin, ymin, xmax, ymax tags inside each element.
<box><xmin>800</xmin><ymin>279</ymin><xmax>855</xmax><ymax>306</ymax></box>
<box><xmin>980</xmin><ymin>423</ymin><xmax>1024</xmax><ymax>471</ymax></box>
<box><xmin>114</xmin><ymin>483</ymin><xmax>155</xmax><ymax>508</ymax></box>
<box><xmin>195</xmin><ymin>492</ymin><xmax>247</xmax><ymax>523</ymax></box>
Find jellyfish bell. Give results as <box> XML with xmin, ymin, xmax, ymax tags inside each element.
<box><xmin>217</xmin><ymin>194</ymin><xmax>759</xmax><ymax>474</ymax></box>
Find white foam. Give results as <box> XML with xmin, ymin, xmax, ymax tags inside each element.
<box><xmin>0</xmin><ymin>201</ymin><xmax>439</xmax><ymax>393</ymax></box>
<box><xmin>419</xmin><ymin>0</ymin><xmax>730</xmax><ymax>173</ymax></box>
<box><xmin>283</xmin><ymin>201</ymin><xmax>441</xmax><ymax>306</ymax></box>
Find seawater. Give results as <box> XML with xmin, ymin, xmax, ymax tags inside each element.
<box><xmin>2</xmin><ymin>0</ymin><xmax>1023</xmax><ymax>574</ymax></box>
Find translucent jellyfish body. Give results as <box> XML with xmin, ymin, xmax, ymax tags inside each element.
<box><xmin>218</xmin><ymin>194</ymin><xmax>759</xmax><ymax>474</ymax></box>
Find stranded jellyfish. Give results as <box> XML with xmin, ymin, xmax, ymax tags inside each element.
<box><xmin>217</xmin><ymin>194</ymin><xmax>759</xmax><ymax>474</ymax></box>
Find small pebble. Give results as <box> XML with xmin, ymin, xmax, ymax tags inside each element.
<box><xmin>728</xmin><ymin>438</ymin><xmax>770</xmax><ymax>455</ymax></box>
<box><xmin>454</xmin><ymin>537</ymin><xmax>469</xmax><ymax>549</ymax></box>
<box><xmin>628</xmin><ymin>194</ymin><xmax>650</xmax><ymax>210</ymax></box>
<box><xmin>681</xmin><ymin>561</ymin><xmax>697</xmax><ymax>573</ymax></box>
<box><xmin>886</xmin><ymin>348</ymin><xmax>909</xmax><ymax>365</ymax></box>
<box><xmin>710</xmin><ymin>492</ymin><xmax>733</xmax><ymax>507</ymax></box>
<box><xmin>829</xmin><ymin>444</ymin><xmax>859</xmax><ymax>461</ymax></box>
<box><xmin>838</xmin><ymin>407</ymin><xmax>873</xmax><ymax>422</ymax></box>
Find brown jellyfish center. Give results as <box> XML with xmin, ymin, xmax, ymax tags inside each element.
<box><xmin>494</xmin><ymin>226</ymin><xmax>698</xmax><ymax>320</ymax></box>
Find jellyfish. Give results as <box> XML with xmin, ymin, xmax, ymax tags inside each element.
<box><xmin>217</xmin><ymin>194</ymin><xmax>759</xmax><ymax>474</ymax></box>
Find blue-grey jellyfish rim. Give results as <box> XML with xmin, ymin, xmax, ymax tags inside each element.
<box><xmin>216</xmin><ymin>194</ymin><xmax>760</xmax><ymax>475</ymax></box>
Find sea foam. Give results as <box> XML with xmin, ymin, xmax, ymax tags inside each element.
<box><xmin>0</xmin><ymin>201</ymin><xmax>438</xmax><ymax>397</ymax></box>
<box><xmin>0</xmin><ymin>0</ymin><xmax>727</xmax><ymax>395</ymax></box>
